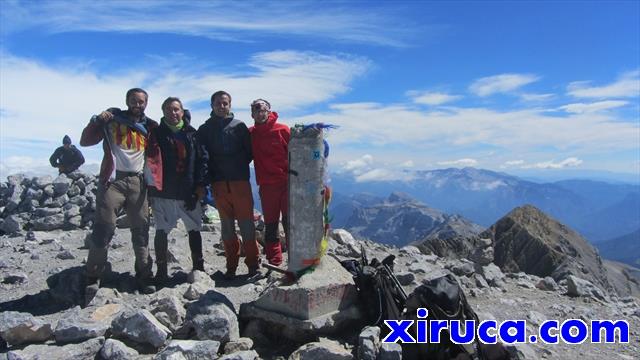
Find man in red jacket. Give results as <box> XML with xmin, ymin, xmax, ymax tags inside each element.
<box><xmin>249</xmin><ymin>99</ymin><xmax>290</xmax><ymax>266</ymax></box>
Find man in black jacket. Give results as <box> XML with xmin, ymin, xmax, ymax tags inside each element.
<box><xmin>49</xmin><ymin>135</ymin><xmax>85</xmax><ymax>174</ymax></box>
<box><xmin>196</xmin><ymin>90</ymin><xmax>259</xmax><ymax>279</ymax></box>
<box><xmin>147</xmin><ymin>97</ymin><xmax>205</xmax><ymax>284</ymax></box>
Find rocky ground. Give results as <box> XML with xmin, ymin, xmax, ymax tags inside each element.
<box><xmin>1</xmin><ymin>223</ymin><xmax>638</xmax><ymax>359</ymax></box>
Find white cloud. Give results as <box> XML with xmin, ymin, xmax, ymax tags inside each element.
<box><xmin>0</xmin><ymin>51</ymin><xmax>369</xmax><ymax>162</ymax></box>
<box><xmin>500</xmin><ymin>160</ymin><xmax>525</xmax><ymax>168</ymax></box>
<box><xmin>401</xmin><ymin>160</ymin><xmax>414</xmax><ymax>168</ymax></box>
<box><xmin>292</xmin><ymin>103</ymin><xmax>639</xmax><ymax>155</ymax></box>
<box><xmin>408</xmin><ymin>91</ymin><xmax>461</xmax><ymax>105</ymax></box>
<box><xmin>523</xmin><ymin>157</ymin><xmax>583</xmax><ymax>169</ymax></box>
<box><xmin>469</xmin><ymin>73</ymin><xmax>539</xmax><ymax>97</ymax></box>
<box><xmin>342</xmin><ymin>154</ymin><xmax>374</xmax><ymax>172</ymax></box>
<box><xmin>355</xmin><ymin>168</ymin><xmax>411</xmax><ymax>182</ymax></box>
<box><xmin>0</xmin><ymin>1</ymin><xmax>414</xmax><ymax>47</ymax></box>
<box><xmin>567</xmin><ymin>70</ymin><xmax>640</xmax><ymax>98</ymax></box>
<box><xmin>559</xmin><ymin>100</ymin><xmax>628</xmax><ymax>114</ymax></box>
<box><xmin>437</xmin><ymin>158</ymin><xmax>478</xmax><ymax>167</ymax></box>
<box><xmin>519</xmin><ymin>93</ymin><xmax>554</xmax><ymax>102</ymax></box>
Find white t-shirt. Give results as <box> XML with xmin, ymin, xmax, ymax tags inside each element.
<box><xmin>105</xmin><ymin>121</ymin><xmax>146</xmax><ymax>172</ymax></box>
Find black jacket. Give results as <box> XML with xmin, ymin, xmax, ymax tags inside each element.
<box><xmin>196</xmin><ymin>112</ymin><xmax>252</xmax><ymax>184</ymax></box>
<box><xmin>49</xmin><ymin>145</ymin><xmax>85</xmax><ymax>173</ymax></box>
<box><xmin>147</xmin><ymin>117</ymin><xmax>200</xmax><ymax>201</ymax></box>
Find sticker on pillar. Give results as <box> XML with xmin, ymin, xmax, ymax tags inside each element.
<box><xmin>313</xmin><ymin>150</ymin><xmax>321</xmax><ymax>160</ymax></box>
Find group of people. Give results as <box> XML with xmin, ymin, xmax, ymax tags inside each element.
<box><xmin>80</xmin><ymin>88</ymin><xmax>290</xmax><ymax>296</ymax></box>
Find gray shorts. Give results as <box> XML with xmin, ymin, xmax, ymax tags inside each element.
<box><xmin>151</xmin><ymin>197</ymin><xmax>202</xmax><ymax>232</ymax></box>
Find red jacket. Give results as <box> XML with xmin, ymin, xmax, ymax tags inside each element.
<box><xmin>250</xmin><ymin>112</ymin><xmax>290</xmax><ymax>186</ymax></box>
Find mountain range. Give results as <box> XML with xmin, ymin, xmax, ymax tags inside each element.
<box><xmin>330</xmin><ymin>167</ymin><xmax>640</xmax><ymax>243</ymax></box>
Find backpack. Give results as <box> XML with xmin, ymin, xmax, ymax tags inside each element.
<box><xmin>340</xmin><ymin>251</ymin><xmax>407</xmax><ymax>329</ymax></box>
<box><xmin>341</xmin><ymin>251</ymin><xmax>510</xmax><ymax>360</ymax></box>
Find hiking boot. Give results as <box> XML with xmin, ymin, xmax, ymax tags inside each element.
<box><xmin>84</xmin><ymin>277</ymin><xmax>100</xmax><ymax>306</ymax></box>
<box><xmin>154</xmin><ymin>265</ymin><xmax>168</xmax><ymax>287</ymax></box>
<box><xmin>137</xmin><ymin>277</ymin><xmax>156</xmax><ymax>294</ymax></box>
<box><xmin>247</xmin><ymin>266</ymin><xmax>259</xmax><ymax>277</ymax></box>
<box><xmin>224</xmin><ymin>269</ymin><xmax>236</xmax><ymax>280</ymax></box>
<box><xmin>191</xmin><ymin>256</ymin><xmax>205</xmax><ymax>272</ymax></box>
<box><xmin>247</xmin><ymin>266</ymin><xmax>267</xmax><ymax>281</ymax></box>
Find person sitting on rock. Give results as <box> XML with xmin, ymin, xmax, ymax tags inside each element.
<box><xmin>196</xmin><ymin>90</ymin><xmax>260</xmax><ymax>279</ymax></box>
<box><xmin>49</xmin><ymin>135</ymin><xmax>85</xmax><ymax>175</ymax></box>
<box><xmin>80</xmin><ymin>88</ymin><xmax>159</xmax><ymax>299</ymax></box>
<box><xmin>249</xmin><ymin>99</ymin><xmax>290</xmax><ymax>267</ymax></box>
<box><xmin>146</xmin><ymin>97</ymin><xmax>205</xmax><ymax>284</ymax></box>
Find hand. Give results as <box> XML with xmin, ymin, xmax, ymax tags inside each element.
<box><xmin>98</xmin><ymin>111</ymin><xmax>114</xmax><ymax>123</ymax></box>
<box><xmin>58</xmin><ymin>165</ymin><xmax>66</xmax><ymax>173</ymax></box>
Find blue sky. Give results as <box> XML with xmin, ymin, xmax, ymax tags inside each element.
<box><xmin>1</xmin><ymin>0</ymin><xmax>639</xmax><ymax>182</ymax></box>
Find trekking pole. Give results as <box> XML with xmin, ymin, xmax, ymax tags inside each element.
<box><xmin>383</xmin><ymin>264</ymin><xmax>408</xmax><ymax>301</ymax></box>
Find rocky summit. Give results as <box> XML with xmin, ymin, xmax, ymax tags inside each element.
<box><xmin>483</xmin><ymin>205</ymin><xmax>640</xmax><ymax>298</ymax></box>
<box><xmin>1</xmin><ymin>174</ymin><xmax>639</xmax><ymax>359</ymax></box>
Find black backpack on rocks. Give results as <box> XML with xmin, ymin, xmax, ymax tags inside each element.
<box><xmin>341</xmin><ymin>251</ymin><xmax>510</xmax><ymax>360</ymax></box>
<box><xmin>403</xmin><ymin>274</ymin><xmax>495</xmax><ymax>360</ymax></box>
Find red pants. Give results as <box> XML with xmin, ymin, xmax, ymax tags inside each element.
<box><xmin>259</xmin><ymin>183</ymin><xmax>288</xmax><ymax>223</ymax></box>
<box><xmin>259</xmin><ymin>183</ymin><xmax>288</xmax><ymax>266</ymax></box>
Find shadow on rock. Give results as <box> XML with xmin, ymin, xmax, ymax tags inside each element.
<box><xmin>0</xmin><ymin>266</ymin><xmax>88</xmax><ymax>316</ymax></box>
<box><xmin>210</xmin><ymin>270</ymin><xmax>266</xmax><ymax>288</ymax></box>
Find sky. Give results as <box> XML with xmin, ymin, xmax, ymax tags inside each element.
<box><xmin>1</xmin><ymin>0</ymin><xmax>639</xmax><ymax>183</ymax></box>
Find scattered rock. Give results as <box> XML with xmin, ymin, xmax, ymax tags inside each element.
<box><xmin>7</xmin><ymin>336</ymin><xmax>104</xmax><ymax>359</ymax></box>
<box><xmin>56</xmin><ymin>250</ymin><xmax>76</xmax><ymax>260</ymax></box>
<box><xmin>184</xmin><ymin>290</ymin><xmax>239</xmax><ymax>343</ymax></box>
<box><xmin>24</xmin><ymin>231</ymin><xmax>37</xmax><ymax>242</ymax></box>
<box><xmin>357</xmin><ymin>326</ymin><xmax>380</xmax><ymax>360</ymax></box>
<box><xmin>536</xmin><ymin>276</ymin><xmax>558</xmax><ymax>291</ymax></box>
<box><xmin>469</xmin><ymin>238</ymin><xmax>494</xmax><ymax>265</ymax></box>
<box><xmin>288</xmin><ymin>339</ymin><xmax>353</xmax><ymax>360</ymax></box>
<box><xmin>566</xmin><ymin>275</ymin><xmax>608</xmax><ymax>301</ymax></box>
<box><xmin>155</xmin><ymin>339</ymin><xmax>221</xmax><ymax>360</ymax></box>
<box><xmin>150</xmin><ymin>296</ymin><xmax>187</xmax><ymax>333</ymax></box>
<box><xmin>52</xmin><ymin>175</ymin><xmax>73</xmax><ymax>196</ymax></box>
<box><xmin>378</xmin><ymin>342</ymin><xmax>402</xmax><ymax>360</ymax></box>
<box><xmin>0</xmin><ymin>215</ymin><xmax>23</xmax><ymax>234</ymax></box>
<box><xmin>99</xmin><ymin>338</ymin><xmax>139</xmax><ymax>360</ymax></box>
<box><xmin>481</xmin><ymin>263</ymin><xmax>506</xmax><ymax>288</ymax></box>
<box><xmin>223</xmin><ymin>337</ymin><xmax>254</xmax><ymax>354</ymax></box>
<box><xmin>219</xmin><ymin>350</ymin><xmax>260</xmax><ymax>360</ymax></box>
<box><xmin>329</xmin><ymin>229</ymin><xmax>362</xmax><ymax>258</ymax></box>
<box><xmin>111</xmin><ymin>309</ymin><xmax>171</xmax><ymax>348</ymax></box>
<box><xmin>54</xmin><ymin>313</ymin><xmax>110</xmax><ymax>343</ymax></box>
<box><xmin>3</xmin><ymin>272</ymin><xmax>28</xmax><ymax>284</ymax></box>
<box><xmin>31</xmin><ymin>214</ymin><xmax>66</xmax><ymax>231</ymax></box>
<box><xmin>0</xmin><ymin>311</ymin><xmax>53</xmax><ymax>346</ymax></box>
<box><xmin>33</xmin><ymin>175</ymin><xmax>53</xmax><ymax>189</ymax></box>
<box><xmin>395</xmin><ymin>272</ymin><xmax>415</xmax><ymax>286</ymax></box>
<box><xmin>449</xmin><ymin>260</ymin><xmax>475</xmax><ymax>276</ymax></box>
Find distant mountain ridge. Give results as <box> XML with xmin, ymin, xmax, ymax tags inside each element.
<box><xmin>596</xmin><ymin>229</ymin><xmax>640</xmax><ymax>268</ymax></box>
<box><xmin>342</xmin><ymin>192</ymin><xmax>483</xmax><ymax>247</ymax></box>
<box><xmin>330</xmin><ymin>167</ymin><xmax>640</xmax><ymax>243</ymax></box>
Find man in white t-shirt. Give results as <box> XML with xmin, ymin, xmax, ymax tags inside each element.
<box><xmin>80</xmin><ymin>88</ymin><xmax>160</xmax><ymax>300</ymax></box>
